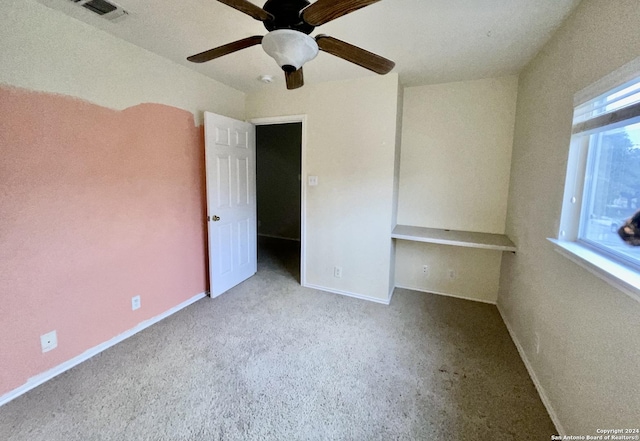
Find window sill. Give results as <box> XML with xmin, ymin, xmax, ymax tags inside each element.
<box><xmin>548</xmin><ymin>238</ymin><xmax>640</xmax><ymax>303</ymax></box>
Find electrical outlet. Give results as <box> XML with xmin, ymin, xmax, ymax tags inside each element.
<box><xmin>448</xmin><ymin>269</ymin><xmax>457</xmax><ymax>279</ymax></box>
<box><xmin>40</xmin><ymin>331</ymin><xmax>57</xmax><ymax>353</ymax></box>
<box><xmin>308</xmin><ymin>176</ymin><xmax>318</xmax><ymax>186</ymax></box>
<box><xmin>422</xmin><ymin>265</ymin><xmax>429</xmax><ymax>277</ymax></box>
<box><xmin>334</xmin><ymin>266</ymin><xmax>342</xmax><ymax>278</ymax></box>
<box><xmin>131</xmin><ymin>295</ymin><xmax>141</xmax><ymax>311</ymax></box>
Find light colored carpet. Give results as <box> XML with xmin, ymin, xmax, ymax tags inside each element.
<box><xmin>0</xmin><ymin>239</ymin><xmax>556</xmax><ymax>440</ymax></box>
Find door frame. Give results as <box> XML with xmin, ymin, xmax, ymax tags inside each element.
<box><xmin>250</xmin><ymin>114</ymin><xmax>307</xmax><ymax>286</ymax></box>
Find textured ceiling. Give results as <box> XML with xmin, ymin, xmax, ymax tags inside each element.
<box><xmin>38</xmin><ymin>0</ymin><xmax>582</xmax><ymax>93</ymax></box>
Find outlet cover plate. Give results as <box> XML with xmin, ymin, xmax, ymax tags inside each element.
<box><xmin>40</xmin><ymin>330</ymin><xmax>57</xmax><ymax>353</ymax></box>
<box><xmin>132</xmin><ymin>295</ymin><xmax>141</xmax><ymax>311</ymax></box>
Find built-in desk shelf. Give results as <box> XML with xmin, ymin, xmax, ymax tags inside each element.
<box><xmin>391</xmin><ymin>225</ymin><xmax>516</xmax><ymax>252</ymax></box>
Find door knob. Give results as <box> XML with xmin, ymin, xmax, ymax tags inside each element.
<box><xmin>212</xmin><ymin>215</ymin><xmax>221</xmax><ymax>222</ymax></box>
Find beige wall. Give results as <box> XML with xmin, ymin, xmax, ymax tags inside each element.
<box><xmin>395</xmin><ymin>76</ymin><xmax>518</xmax><ymax>302</ymax></box>
<box><xmin>395</xmin><ymin>242</ymin><xmax>503</xmax><ymax>303</ymax></box>
<box><xmin>246</xmin><ymin>75</ymin><xmax>400</xmax><ymax>301</ymax></box>
<box><xmin>397</xmin><ymin>76</ymin><xmax>518</xmax><ymax>233</ymax></box>
<box><xmin>499</xmin><ymin>0</ymin><xmax>640</xmax><ymax>433</ymax></box>
<box><xmin>0</xmin><ymin>0</ymin><xmax>245</xmax><ymax>122</ymax></box>
<box><xmin>389</xmin><ymin>85</ymin><xmax>405</xmax><ymax>297</ymax></box>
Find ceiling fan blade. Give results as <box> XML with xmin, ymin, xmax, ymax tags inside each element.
<box><xmin>302</xmin><ymin>0</ymin><xmax>380</xmax><ymax>26</ymax></box>
<box><xmin>285</xmin><ymin>68</ymin><xmax>304</xmax><ymax>90</ymax></box>
<box><xmin>217</xmin><ymin>0</ymin><xmax>273</xmax><ymax>21</ymax></box>
<box><xmin>316</xmin><ymin>35</ymin><xmax>395</xmax><ymax>74</ymax></box>
<box><xmin>187</xmin><ymin>36</ymin><xmax>263</xmax><ymax>63</ymax></box>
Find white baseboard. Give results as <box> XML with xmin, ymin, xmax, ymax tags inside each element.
<box><xmin>0</xmin><ymin>291</ymin><xmax>207</xmax><ymax>408</ymax></box>
<box><xmin>496</xmin><ymin>304</ymin><xmax>564</xmax><ymax>436</ymax></box>
<box><xmin>304</xmin><ymin>283</ymin><xmax>390</xmax><ymax>305</ymax></box>
<box><xmin>394</xmin><ymin>285</ymin><xmax>497</xmax><ymax>305</ymax></box>
<box><xmin>388</xmin><ymin>286</ymin><xmax>396</xmax><ymax>304</ymax></box>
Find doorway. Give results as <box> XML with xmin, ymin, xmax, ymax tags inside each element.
<box><xmin>252</xmin><ymin>116</ymin><xmax>306</xmax><ymax>285</ymax></box>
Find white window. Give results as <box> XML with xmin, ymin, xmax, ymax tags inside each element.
<box><xmin>552</xmin><ymin>61</ymin><xmax>640</xmax><ymax>300</ymax></box>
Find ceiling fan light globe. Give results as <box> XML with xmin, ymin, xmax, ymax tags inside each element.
<box><xmin>262</xmin><ymin>29</ymin><xmax>319</xmax><ymax>71</ymax></box>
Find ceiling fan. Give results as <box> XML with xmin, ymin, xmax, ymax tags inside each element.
<box><xmin>187</xmin><ymin>0</ymin><xmax>395</xmax><ymax>90</ymax></box>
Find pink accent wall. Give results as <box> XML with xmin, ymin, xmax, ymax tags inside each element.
<box><xmin>0</xmin><ymin>86</ymin><xmax>208</xmax><ymax>396</ymax></box>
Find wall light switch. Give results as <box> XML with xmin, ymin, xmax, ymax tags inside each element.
<box><xmin>308</xmin><ymin>176</ymin><xmax>318</xmax><ymax>186</ymax></box>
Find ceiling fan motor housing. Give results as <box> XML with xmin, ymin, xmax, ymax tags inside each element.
<box><xmin>263</xmin><ymin>0</ymin><xmax>315</xmax><ymax>34</ymax></box>
<box><xmin>262</xmin><ymin>29</ymin><xmax>319</xmax><ymax>72</ymax></box>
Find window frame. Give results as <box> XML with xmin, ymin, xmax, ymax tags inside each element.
<box><xmin>577</xmin><ymin>120</ymin><xmax>640</xmax><ymax>272</ymax></box>
<box><xmin>551</xmin><ymin>57</ymin><xmax>640</xmax><ymax>303</ymax></box>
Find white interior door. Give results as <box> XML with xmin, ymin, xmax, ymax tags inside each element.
<box><xmin>204</xmin><ymin>112</ymin><xmax>256</xmax><ymax>297</ymax></box>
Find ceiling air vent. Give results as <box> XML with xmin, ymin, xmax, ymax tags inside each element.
<box><xmin>70</xmin><ymin>0</ymin><xmax>127</xmax><ymax>20</ymax></box>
